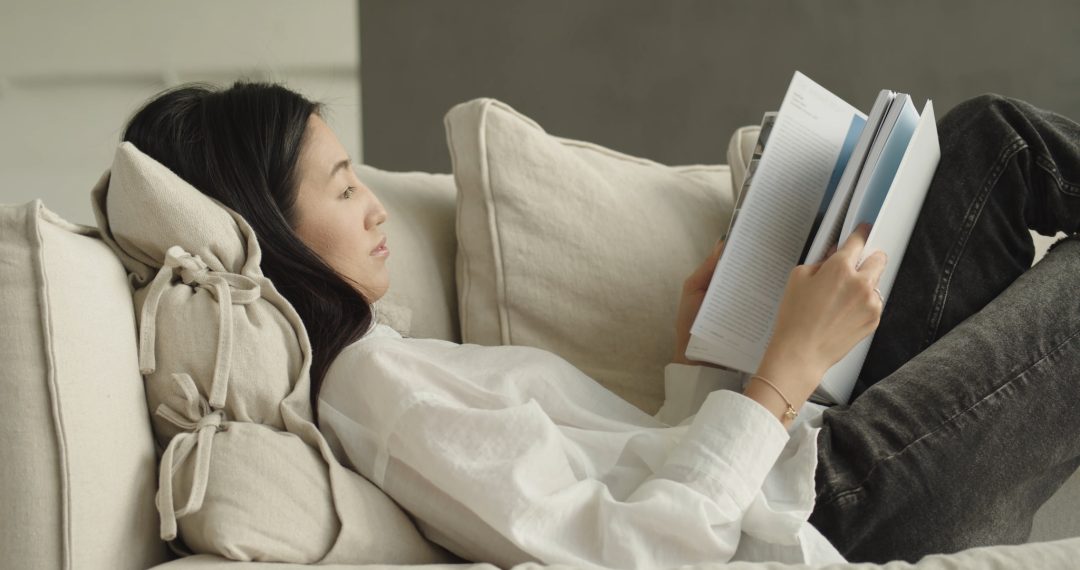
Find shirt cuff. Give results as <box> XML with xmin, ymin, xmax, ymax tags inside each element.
<box><xmin>741</xmin><ymin>421</ymin><xmax>823</xmax><ymax>545</ymax></box>
<box><xmin>659</xmin><ymin>389</ymin><xmax>791</xmax><ymax>511</ymax></box>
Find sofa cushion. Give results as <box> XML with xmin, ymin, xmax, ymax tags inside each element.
<box><xmin>0</xmin><ymin>199</ymin><xmax>170</xmax><ymax>569</ymax></box>
<box><xmin>359</xmin><ymin>165</ymin><xmax>459</xmax><ymax>343</ymax></box>
<box><xmin>728</xmin><ymin>124</ymin><xmax>762</xmax><ymax>198</ymax></box>
<box><xmin>90</xmin><ymin>142</ymin><xmax>453</xmax><ymax>564</ymax></box>
<box><xmin>445</xmin><ymin>98</ymin><xmax>735</xmax><ymax>414</ymax></box>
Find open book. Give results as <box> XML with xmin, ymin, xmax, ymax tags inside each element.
<box><xmin>686</xmin><ymin>71</ymin><xmax>941</xmax><ymax>406</ymax></box>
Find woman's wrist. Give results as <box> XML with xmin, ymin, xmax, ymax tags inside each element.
<box><xmin>742</xmin><ymin>345</ymin><xmax>825</xmax><ymax>426</ymax></box>
<box><xmin>743</xmin><ymin>379</ymin><xmax>800</xmax><ymax>428</ymax></box>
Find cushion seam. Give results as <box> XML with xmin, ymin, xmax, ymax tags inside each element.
<box><xmin>556</xmin><ymin>137</ymin><xmax>730</xmax><ymax>172</ymax></box>
<box><xmin>445</xmin><ymin>114</ymin><xmax>473</xmax><ymax>342</ymax></box>
<box><xmin>486</xmin><ymin>99</ymin><xmax>727</xmax><ymax>174</ymax></box>
<box><xmin>30</xmin><ymin>199</ymin><xmax>73</xmax><ymax>570</ymax></box>
<box><xmin>478</xmin><ymin>102</ymin><xmax>513</xmax><ymax>345</ymax></box>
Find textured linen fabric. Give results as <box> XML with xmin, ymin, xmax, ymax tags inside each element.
<box><xmin>446</xmin><ymin>97</ymin><xmax>735</xmax><ymax>414</ymax></box>
<box><xmin>316</xmin><ymin>322</ymin><xmax>847</xmax><ymax>568</ymax></box>
<box><xmin>0</xmin><ymin>200</ymin><xmax>171</xmax><ymax>570</ymax></box>
<box><xmin>89</xmin><ymin>142</ymin><xmax>453</xmax><ymax>564</ymax></box>
<box><xmin>727</xmin><ymin>125</ymin><xmax>761</xmax><ymax>197</ymax></box>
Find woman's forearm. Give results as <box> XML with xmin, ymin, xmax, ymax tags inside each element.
<box><xmin>742</xmin><ymin>345</ymin><xmax>825</xmax><ymax>429</ymax></box>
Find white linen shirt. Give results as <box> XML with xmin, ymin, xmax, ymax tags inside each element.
<box><xmin>316</xmin><ymin>323</ymin><xmax>845</xmax><ymax>568</ymax></box>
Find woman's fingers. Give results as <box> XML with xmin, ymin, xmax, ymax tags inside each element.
<box><xmin>713</xmin><ymin>237</ymin><xmax>727</xmax><ymax>258</ymax></box>
<box><xmin>856</xmin><ymin>249</ymin><xmax>888</xmax><ymax>283</ymax></box>
<box><xmin>856</xmin><ymin>250</ymin><xmax>888</xmax><ymax>311</ymax></box>
<box><xmin>684</xmin><ymin>238</ymin><xmax>726</xmax><ymax>293</ymax></box>
<box><xmin>835</xmin><ymin>222</ymin><xmax>872</xmax><ymax>265</ymax></box>
<box><xmin>837</xmin><ymin>223</ymin><xmax>888</xmax><ymax>315</ymax></box>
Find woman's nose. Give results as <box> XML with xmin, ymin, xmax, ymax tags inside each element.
<box><xmin>367</xmin><ymin>195</ymin><xmax>388</xmax><ymax>229</ymax></box>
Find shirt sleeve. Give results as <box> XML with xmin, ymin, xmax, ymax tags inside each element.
<box><xmin>328</xmin><ymin>385</ymin><xmax>793</xmax><ymax>569</ymax></box>
<box><xmin>653</xmin><ymin>365</ymin><xmax>830</xmax><ymax>552</ymax></box>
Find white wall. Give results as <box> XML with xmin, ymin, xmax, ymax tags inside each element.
<box><xmin>0</xmin><ymin>0</ymin><xmax>361</xmax><ymax>225</ymax></box>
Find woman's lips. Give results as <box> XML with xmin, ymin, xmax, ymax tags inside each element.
<box><xmin>371</xmin><ymin>237</ymin><xmax>389</xmax><ymax>257</ymax></box>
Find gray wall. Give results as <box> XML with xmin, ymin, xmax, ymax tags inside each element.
<box><xmin>360</xmin><ymin>0</ymin><xmax>1080</xmax><ymax>174</ymax></box>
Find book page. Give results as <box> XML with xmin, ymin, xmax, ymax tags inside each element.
<box><xmin>803</xmin><ymin>90</ymin><xmax>895</xmax><ymax>265</ymax></box>
<box><xmin>815</xmin><ymin>99</ymin><xmax>940</xmax><ymax>404</ymax></box>
<box><xmin>838</xmin><ymin>96</ymin><xmax>920</xmax><ymax>244</ymax></box>
<box><xmin>798</xmin><ymin>113</ymin><xmax>866</xmax><ymax>264</ymax></box>
<box><xmin>688</xmin><ymin>71</ymin><xmax>862</xmax><ymax>373</ymax></box>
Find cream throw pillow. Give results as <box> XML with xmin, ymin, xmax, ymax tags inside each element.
<box><xmin>446</xmin><ymin>99</ymin><xmax>735</xmax><ymax>414</ymax></box>
<box><xmin>0</xmin><ymin>200</ymin><xmax>170</xmax><ymax>569</ymax></box>
<box><xmin>91</xmin><ymin>142</ymin><xmax>453</xmax><ymax>564</ymax></box>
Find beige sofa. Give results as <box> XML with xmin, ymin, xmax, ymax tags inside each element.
<box><xmin>2</xmin><ymin>119</ymin><xmax>1079</xmax><ymax>570</ymax></box>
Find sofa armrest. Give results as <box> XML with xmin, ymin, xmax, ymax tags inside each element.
<box><xmin>726</xmin><ymin>125</ymin><xmax>761</xmax><ymax>200</ymax></box>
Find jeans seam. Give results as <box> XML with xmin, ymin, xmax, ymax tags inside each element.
<box><xmin>923</xmin><ymin>136</ymin><xmax>1028</xmax><ymax>349</ymax></box>
<box><xmin>824</xmin><ymin>324</ymin><xmax>1080</xmax><ymax>505</ymax></box>
<box><xmin>1034</xmin><ymin>153</ymin><xmax>1080</xmax><ymax>197</ymax></box>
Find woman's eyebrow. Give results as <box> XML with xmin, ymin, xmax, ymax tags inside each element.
<box><xmin>328</xmin><ymin>157</ymin><xmax>351</xmax><ymax>181</ymax></box>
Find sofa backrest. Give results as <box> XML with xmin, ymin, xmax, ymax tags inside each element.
<box><xmin>359</xmin><ymin>165</ymin><xmax>460</xmax><ymax>343</ymax></box>
<box><xmin>0</xmin><ymin>199</ymin><xmax>170</xmax><ymax>569</ymax></box>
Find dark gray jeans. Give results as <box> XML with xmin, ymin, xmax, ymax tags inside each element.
<box><xmin>807</xmin><ymin>93</ymin><xmax>1080</xmax><ymax>564</ymax></box>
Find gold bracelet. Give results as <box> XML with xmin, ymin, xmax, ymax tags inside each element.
<box><xmin>749</xmin><ymin>375</ymin><xmax>798</xmax><ymax>422</ymax></box>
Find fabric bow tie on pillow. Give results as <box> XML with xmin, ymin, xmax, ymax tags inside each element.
<box><xmin>138</xmin><ymin>245</ymin><xmax>261</xmax><ymax>409</ymax></box>
<box><xmin>89</xmin><ymin>142</ymin><xmax>451</xmax><ymax>564</ymax></box>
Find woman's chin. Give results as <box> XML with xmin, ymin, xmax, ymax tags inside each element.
<box><xmin>371</xmin><ymin>279</ymin><xmax>390</xmax><ymax>303</ymax></box>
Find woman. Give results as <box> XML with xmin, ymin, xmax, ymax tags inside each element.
<box><xmin>121</xmin><ymin>81</ymin><xmax>1080</xmax><ymax>566</ymax></box>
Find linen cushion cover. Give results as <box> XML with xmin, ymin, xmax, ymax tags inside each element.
<box><xmin>89</xmin><ymin>142</ymin><xmax>452</xmax><ymax>564</ymax></box>
<box><xmin>445</xmin><ymin>98</ymin><xmax>736</xmax><ymax>414</ymax></box>
<box><xmin>728</xmin><ymin>124</ymin><xmax>762</xmax><ymax>197</ymax></box>
<box><xmin>0</xmin><ymin>200</ymin><xmax>171</xmax><ymax>570</ymax></box>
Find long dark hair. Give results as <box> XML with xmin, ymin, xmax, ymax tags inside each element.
<box><xmin>122</xmin><ymin>80</ymin><xmax>373</xmax><ymax>424</ymax></box>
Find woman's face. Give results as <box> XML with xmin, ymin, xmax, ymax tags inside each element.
<box><xmin>293</xmin><ymin>114</ymin><xmax>390</xmax><ymax>302</ymax></box>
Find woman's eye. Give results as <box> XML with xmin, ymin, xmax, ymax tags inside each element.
<box><xmin>343</xmin><ymin>186</ymin><xmax>356</xmax><ymax>199</ymax></box>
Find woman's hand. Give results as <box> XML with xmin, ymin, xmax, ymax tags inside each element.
<box><xmin>672</xmin><ymin>236</ymin><xmax>727</xmax><ymax>367</ymax></box>
<box><xmin>766</xmin><ymin>222</ymin><xmax>888</xmax><ymax>376</ymax></box>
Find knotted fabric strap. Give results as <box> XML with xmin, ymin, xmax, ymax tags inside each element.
<box><xmin>155</xmin><ymin>372</ymin><xmax>228</xmax><ymax>541</ymax></box>
<box><xmin>138</xmin><ymin>245</ymin><xmax>261</xmax><ymax>408</ymax></box>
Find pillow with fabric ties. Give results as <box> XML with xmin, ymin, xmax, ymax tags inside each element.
<box><xmin>90</xmin><ymin>141</ymin><xmax>454</xmax><ymax>564</ymax></box>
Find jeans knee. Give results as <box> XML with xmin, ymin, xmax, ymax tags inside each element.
<box><xmin>960</xmin><ymin>92</ymin><xmax>1012</xmax><ymax>110</ymax></box>
<box><xmin>943</xmin><ymin>93</ymin><xmax>1013</xmax><ymax>127</ymax></box>
<box><xmin>938</xmin><ymin>93</ymin><xmax>1033</xmax><ymax>154</ymax></box>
